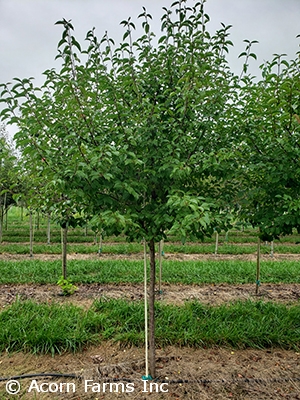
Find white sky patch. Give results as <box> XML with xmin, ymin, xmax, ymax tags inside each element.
<box><xmin>0</xmin><ymin>0</ymin><xmax>299</xmax><ymax>86</ymax></box>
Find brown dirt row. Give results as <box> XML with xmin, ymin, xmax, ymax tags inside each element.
<box><xmin>0</xmin><ymin>251</ymin><xmax>300</xmax><ymax>262</ymax></box>
<box><xmin>1</xmin><ymin>344</ymin><xmax>300</xmax><ymax>399</ymax></box>
<box><xmin>1</xmin><ymin>282</ymin><xmax>300</xmax><ymax>309</ymax></box>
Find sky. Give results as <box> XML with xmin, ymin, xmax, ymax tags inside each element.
<box><xmin>0</xmin><ymin>0</ymin><xmax>299</xmax><ymax>87</ymax></box>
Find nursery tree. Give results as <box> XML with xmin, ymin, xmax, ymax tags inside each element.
<box><xmin>0</xmin><ymin>125</ymin><xmax>18</xmax><ymax>241</ymax></box>
<box><xmin>239</xmin><ymin>50</ymin><xmax>300</xmax><ymax>241</ymax></box>
<box><xmin>1</xmin><ymin>0</ymin><xmax>242</xmax><ymax>377</ymax></box>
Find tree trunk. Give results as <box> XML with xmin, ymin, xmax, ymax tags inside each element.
<box><xmin>148</xmin><ymin>239</ymin><xmax>156</xmax><ymax>378</ymax></box>
<box><xmin>4</xmin><ymin>192</ymin><xmax>8</xmax><ymax>231</ymax></box>
<box><xmin>158</xmin><ymin>240</ymin><xmax>164</xmax><ymax>294</ymax></box>
<box><xmin>98</xmin><ymin>233</ymin><xmax>103</xmax><ymax>256</ymax></box>
<box><xmin>29</xmin><ymin>211</ymin><xmax>34</xmax><ymax>257</ymax></box>
<box><xmin>143</xmin><ymin>240</ymin><xmax>149</xmax><ymax>378</ymax></box>
<box><xmin>256</xmin><ymin>237</ymin><xmax>261</xmax><ymax>295</ymax></box>
<box><xmin>61</xmin><ymin>225</ymin><xmax>68</xmax><ymax>279</ymax></box>
<box><xmin>214</xmin><ymin>231</ymin><xmax>219</xmax><ymax>255</ymax></box>
<box><xmin>0</xmin><ymin>203</ymin><xmax>3</xmax><ymax>243</ymax></box>
<box><xmin>36</xmin><ymin>211</ymin><xmax>40</xmax><ymax>230</ymax></box>
<box><xmin>47</xmin><ymin>214</ymin><xmax>51</xmax><ymax>245</ymax></box>
<box><xmin>270</xmin><ymin>241</ymin><xmax>274</xmax><ymax>257</ymax></box>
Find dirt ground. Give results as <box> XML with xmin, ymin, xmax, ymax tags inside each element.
<box><xmin>1</xmin><ymin>345</ymin><xmax>300</xmax><ymax>400</ymax></box>
<box><xmin>1</xmin><ymin>252</ymin><xmax>300</xmax><ymax>399</ymax></box>
<box><xmin>2</xmin><ymin>250</ymin><xmax>300</xmax><ymax>262</ymax></box>
<box><xmin>1</xmin><ymin>281</ymin><xmax>300</xmax><ymax>308</ymax></box>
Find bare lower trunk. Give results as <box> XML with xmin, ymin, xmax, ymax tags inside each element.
<box><xmin>148</xmin><ymin>239</ymin><xmax>156</xmax><ymax>378</ymax></box>
<box><xmin>0</xmin><ymin>204</ymin><xmax>3</xmax><ymax>243</ymax></box>
<box><xmin>61</xmin><ymin>225</ymin><xmax>68</xmax><ymax>279</ymax></box>
<box><xmin>47</xmin><ymin>214</ymin><xmax>51</xmax><ymax>245</ymax></box>
<box><xmin>158</xmin><ymin>240</ymin><xmax>163</xmax><ymax>294</ymax></box>
<box><xmin>256</xmin><ymin>237</ymin><xmax>261</xmax><ymax>295</ymax></box>
<box><xmin>29</xmin><ymin>211</ymin><xmax>34</xmax><ymax>257</ymax></box>
<box><xmin>4</xmin><ymin>192</ymin><xmax>7</xmax><ymax>231</ymax></box>
<box><xmin>36</xmin><ymin>211</ymin><xmax>40</xmax><ymax>230</ymax></box>
<box><xmin>214</xmin><ymin>231</ymin><xmax>219</xmax><ymax>255</ymax></box>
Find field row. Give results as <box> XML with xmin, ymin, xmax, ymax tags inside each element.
<box><xmin>0</xmin><ymin>298</ymin><xmax>299</xmax><ymax>354</ymax></box>
<box><xmin>0</xmin><ymin>258</ymin><xmax>299</xmax><ymax>284</ymax></box>
<box><xmin>2</xmin><ymin>242</ymin><xmax>300</xmax><ymax>255</ymax></box>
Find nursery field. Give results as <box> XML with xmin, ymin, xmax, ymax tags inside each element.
<box><xmin>0</xmin><ymin>208</ymin><xmax>300</xmax><ymax>399</ymax></box>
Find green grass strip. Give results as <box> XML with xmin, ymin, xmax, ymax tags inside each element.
<box><xmin>0</xmin><ymin>300</ymin><xmax>97</xmax><ymax>354</ymax></box>
<box><xmin>0</xmin><ymin>299</ymin><xmax>299</xmax><ymax>354</ymax></box>
<box><xmin>2</xmin><ymin>241</ymin><xmax>300</xmax><ymax>254</ymax></box>
<box><xmin>0</xmin><ymin>259</ymin><xmax>299</xmax><ymax>284</ymax></box>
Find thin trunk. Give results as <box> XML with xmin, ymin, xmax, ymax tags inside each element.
<box><xmin>29</xmin><ymin>211</ymin><xmax>34</xmax><ymax>257</ymax></box>
<box><xmin>21</xmin><ymin>206</ymin><xmax>23</xmax><ymax>222</ymax></box>
<box><xmin>47</xmin><ymin>214</ymin><xmax>51</xmax><ymax>245</ymax></box>
<box><xmin>4</xmin><ymin>193</ymin><xmax>8</xmax><ymax>230</ymax></box>
<box><xmin>214</xmin><ymin>231</ymin><xmax>219</xmax><ymax>255</ymax></box>
<box><xmin>36</xmin><ymin>211</ymin><xmax>40</xmax><ymax>230</ymax></box>
<box><xmin>148</xmin><ymin>239</ymin><xmax>156</xmax><ymax>378</ymax></box>
<box><xmin>98</xmin><ymin>233</ymin><xmax>103</xmax><ymax>256</ymax></box>
<box><xmin>256</xmin><ymin>237</ymin><xmax>261</xmax><ymax>295</ymax></box>
<box><xmin>61</xmin><ymin>225</ymin><xmax>68</xmax><ymax>279</ymax></box>
<box><xmin>143</xmin><ymin>240</ymin><xmax>149</xmax><ymax>379</ymax></box>
<box><xmin>158</xmin><ymin>240</ymin><xmax>164</xmax><ymax>294</ymax></box>
<box><xmin>270</xmin><ymin>241</ymin><xmax>274</xmax><ymax>257</ymax></box>
<box><xmin>225</xmin><ymin>231</ymin><xmax>229</xmax><ymax>243</ymax></box>
<box><xmin>0</xmin><ymin>203</ymin><xmax>3</xmax><ymax>243</ymax></box>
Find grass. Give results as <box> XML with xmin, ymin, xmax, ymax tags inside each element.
<box><xmin>0</xmin><ymin>298</ymin><xmax>299</xmax><ymax>354</ymax></box>
<box><xmin>2</xmin><ymin>241</ymin><xmax>300</xmax><ymax>256</ymax></box>
<box><xmin>0</xmin><ymin>300</ymin><xmax>97</xmax><ymax>354</ymax></box>
<box><xmin>0</xmin><ymin>259</ymin><xmax>299</xmax><ymax>284</ymax></box>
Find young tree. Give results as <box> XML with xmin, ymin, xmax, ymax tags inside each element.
<box><xmin>1</xmin><ymin>0</ymin><xmax>242</xmax><ymax>377</ymax></box>
<box><xmin>238</xmin><ymin>50</ymin><xmax>300</xmax><ymax>241</ymax></box>
<box><xmin>0</xmin><ymin>125</ymin><xmax>18</xmax><ymax>242</ymax></box>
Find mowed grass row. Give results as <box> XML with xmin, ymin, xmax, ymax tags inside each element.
<box><xmin>0</xmin><ymin>298</ymin><xmax>299</xmax><ymax>354</ymax></box>
<box><xmin>2</xmin><ymin>242</ymin><xmax>300</xmax><ymax>255</ymax></box>
<box><xmin>0</xmin><ymin>259</ymin><xmax>299</xmax><ymax>284</ymax></box>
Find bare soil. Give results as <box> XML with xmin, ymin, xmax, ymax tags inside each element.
<box><xmin>2</xmin><ymin>250</ymin><xmax>300</xmax><ymax>262</ymax></box>
<box><xmin>1</xmin><ymin>252</ymin><xmax>300</xmax><ymax>399</ymax></box>
<box><xmin>1</xmin><ymin>344</ymin><xmax>300</xmax><ymax>399</ymax></box>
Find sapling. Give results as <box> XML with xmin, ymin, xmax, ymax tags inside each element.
<box><xmin>57</xmin><ymin>276</ymin><xmax>78</xmax><ymax>296</ymax></box>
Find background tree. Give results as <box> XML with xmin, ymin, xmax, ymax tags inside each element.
<box><xmin>0</xmin><ymin>125</ymin><xmax>18</xmax><ymax>242</ymax></box>
<box><xmin>239</xmin><ymin>50</ymin><xmax>300</xmax><ymax>240</ymax></box>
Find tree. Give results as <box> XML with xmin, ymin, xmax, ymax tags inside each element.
<box><xmin>1</xmin><ymin>0</ymin><xmax>242</xmax><ymax>377</ymax></box>
<box><xmin>0</xmin><ymin>125</ymin><xmax>18</xmax><ymax>242</ymax></box>
<box><xmin>238</xmin><ymin>50</ymin><xmax>300</xmax><ymax>241</ymax></box>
